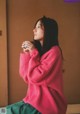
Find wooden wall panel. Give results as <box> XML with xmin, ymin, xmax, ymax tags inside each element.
<box><xmin>0</xmin><ymin>0</ymin><xmax>8</xmax><ymax>107</ymax></box>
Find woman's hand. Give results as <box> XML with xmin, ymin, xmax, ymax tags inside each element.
<box><xmin>21</xmin><ymin>41</ymin><xmax>35</xmax><ymax>53</ymax></box>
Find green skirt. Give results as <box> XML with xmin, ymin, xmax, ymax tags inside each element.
<box><xmin>6</xmin><ymin>101</ymin><xmax>41</xmax><ymax>114</ymax></box>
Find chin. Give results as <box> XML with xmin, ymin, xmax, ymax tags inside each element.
<box><xmin>34</xmin><ymin>37</ymin><xmax>39</xmax><ymax>40</ymax></box>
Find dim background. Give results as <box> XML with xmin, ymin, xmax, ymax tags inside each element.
<box><xmin>0</xmin><ymin>0</ymin><xmax>80</xmax><ymax>106</ymax></box>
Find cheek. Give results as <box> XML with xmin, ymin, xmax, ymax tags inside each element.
<box><xmin>41</xmin><ymin>32</ymin><xmax>44</xmax><ymax>38</ymax></box>
<box><xmin>39</xmin><ymin>30</ymin><xmax>44</xmax><ymax>37</ymax></box>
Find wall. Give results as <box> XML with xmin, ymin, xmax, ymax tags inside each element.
<box><xmin>6</xmin><ymin>0</ymin><xmax>80</xmax><ymax>105</ymax></box>
<box><xmin>0</xmin><ymin>0</ymin><xmax>8</xmax><ymax>106</ymax></box>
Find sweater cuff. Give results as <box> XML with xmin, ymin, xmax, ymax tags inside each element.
<box><xmin>30</xmin><ymin>48</ymin><xmax>38</xmax><ymax>56</ymax></box>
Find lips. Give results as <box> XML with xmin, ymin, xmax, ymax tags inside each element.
<box><xmin>34</xmin><ymin>34</ymin><xmax>37</xmax><ymax>36</ymax></box>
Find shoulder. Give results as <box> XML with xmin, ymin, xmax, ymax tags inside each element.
<box><xmin>50</xmin><ymin>46</ymin><xmax>60</xmax><ymax>53</ymax></box>
<box><xmin>43</xmin><ymin>46</ymin><xmax>61</xmax><ymax>57</ymax></box>
<box><xmin>41</xmin><ymin>46</ymin><xmax>61</xmax><ymax>60</ymax></box>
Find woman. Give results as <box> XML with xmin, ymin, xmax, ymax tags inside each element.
<box><xmin>7</xmin><ymin>16</ymin><xmax>67</xmax><ymax>114</ymax></box>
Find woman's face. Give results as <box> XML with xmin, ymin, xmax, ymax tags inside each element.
<box><xmin>33</xmin><ymin>20</ymin><xmax>44</xmax><ymax>41</ymax></box>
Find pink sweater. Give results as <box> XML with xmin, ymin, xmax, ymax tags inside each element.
<box><xmin>19</xmin><ymin>46</ymin><xmax>67</xmax><ymax>114</ymax></box>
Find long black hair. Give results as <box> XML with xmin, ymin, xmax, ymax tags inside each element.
<box><xmin>32</xmin><ymin>16</ymin><xmax>61</xmax><ymax>56</ymax></box>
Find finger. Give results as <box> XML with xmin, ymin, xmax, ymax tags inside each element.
<box><xmin>22</xmin><ymin>41</ymin><xmax>33</xmax><ymax>50</ymax></box>
<box><xmin>22</xmin><ymin>42</ymin><xmax>30</xmax><ymax>47</ymax></box>
<box><xmin>22</xmin><ymin>42</ymin><xmax>29</xmax><ymax>48</ymax></box>
<box><xmin>24</xmin><ymin>41</ymin><xmax>31</xmax><ymax>44</ymax></box>
<box><xmin>22</xmin><ymin>41</ymin><xmax>29</xmax><ymax>45</ymax></box>
<box><xmin>23</xmin><ymin>48</ymin><xmax>29</xmax><ymax>52</ymax></box>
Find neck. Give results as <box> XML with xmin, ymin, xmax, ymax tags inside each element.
<box><xmin>39</xmin><ymin>40</ymin><xmax>43</xmax><ymax>47</ymax></box>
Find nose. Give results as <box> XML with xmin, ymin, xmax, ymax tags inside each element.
<box><xmin>33</xmin><ymin>29</ymin><xmax>35</xmax><ymax>32</ymax></box>
<box><xmin>33</xmin><ymin>28</ymin><xmax>36</xmax><ymax>33</ymax></box>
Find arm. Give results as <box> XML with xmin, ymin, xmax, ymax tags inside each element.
<box><xmin>19</xmin><ymin>52</ymin><xmax>30</xmax><ymax>83</ymax></box>
<box><xmin>27</xmin><ymin>47</ymin><xmax>60</xmax><ymax>84</ymax></box>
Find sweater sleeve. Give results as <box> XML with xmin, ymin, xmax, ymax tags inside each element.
<box><xmin>19</xmin><ymin>52</ymin><xmax>30</xmax><ymax>83</ymax></box>
<box><xmin>27</xmin><ymin>47</ymin><xmax>60</xmax><ymax>84</ymax></box>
